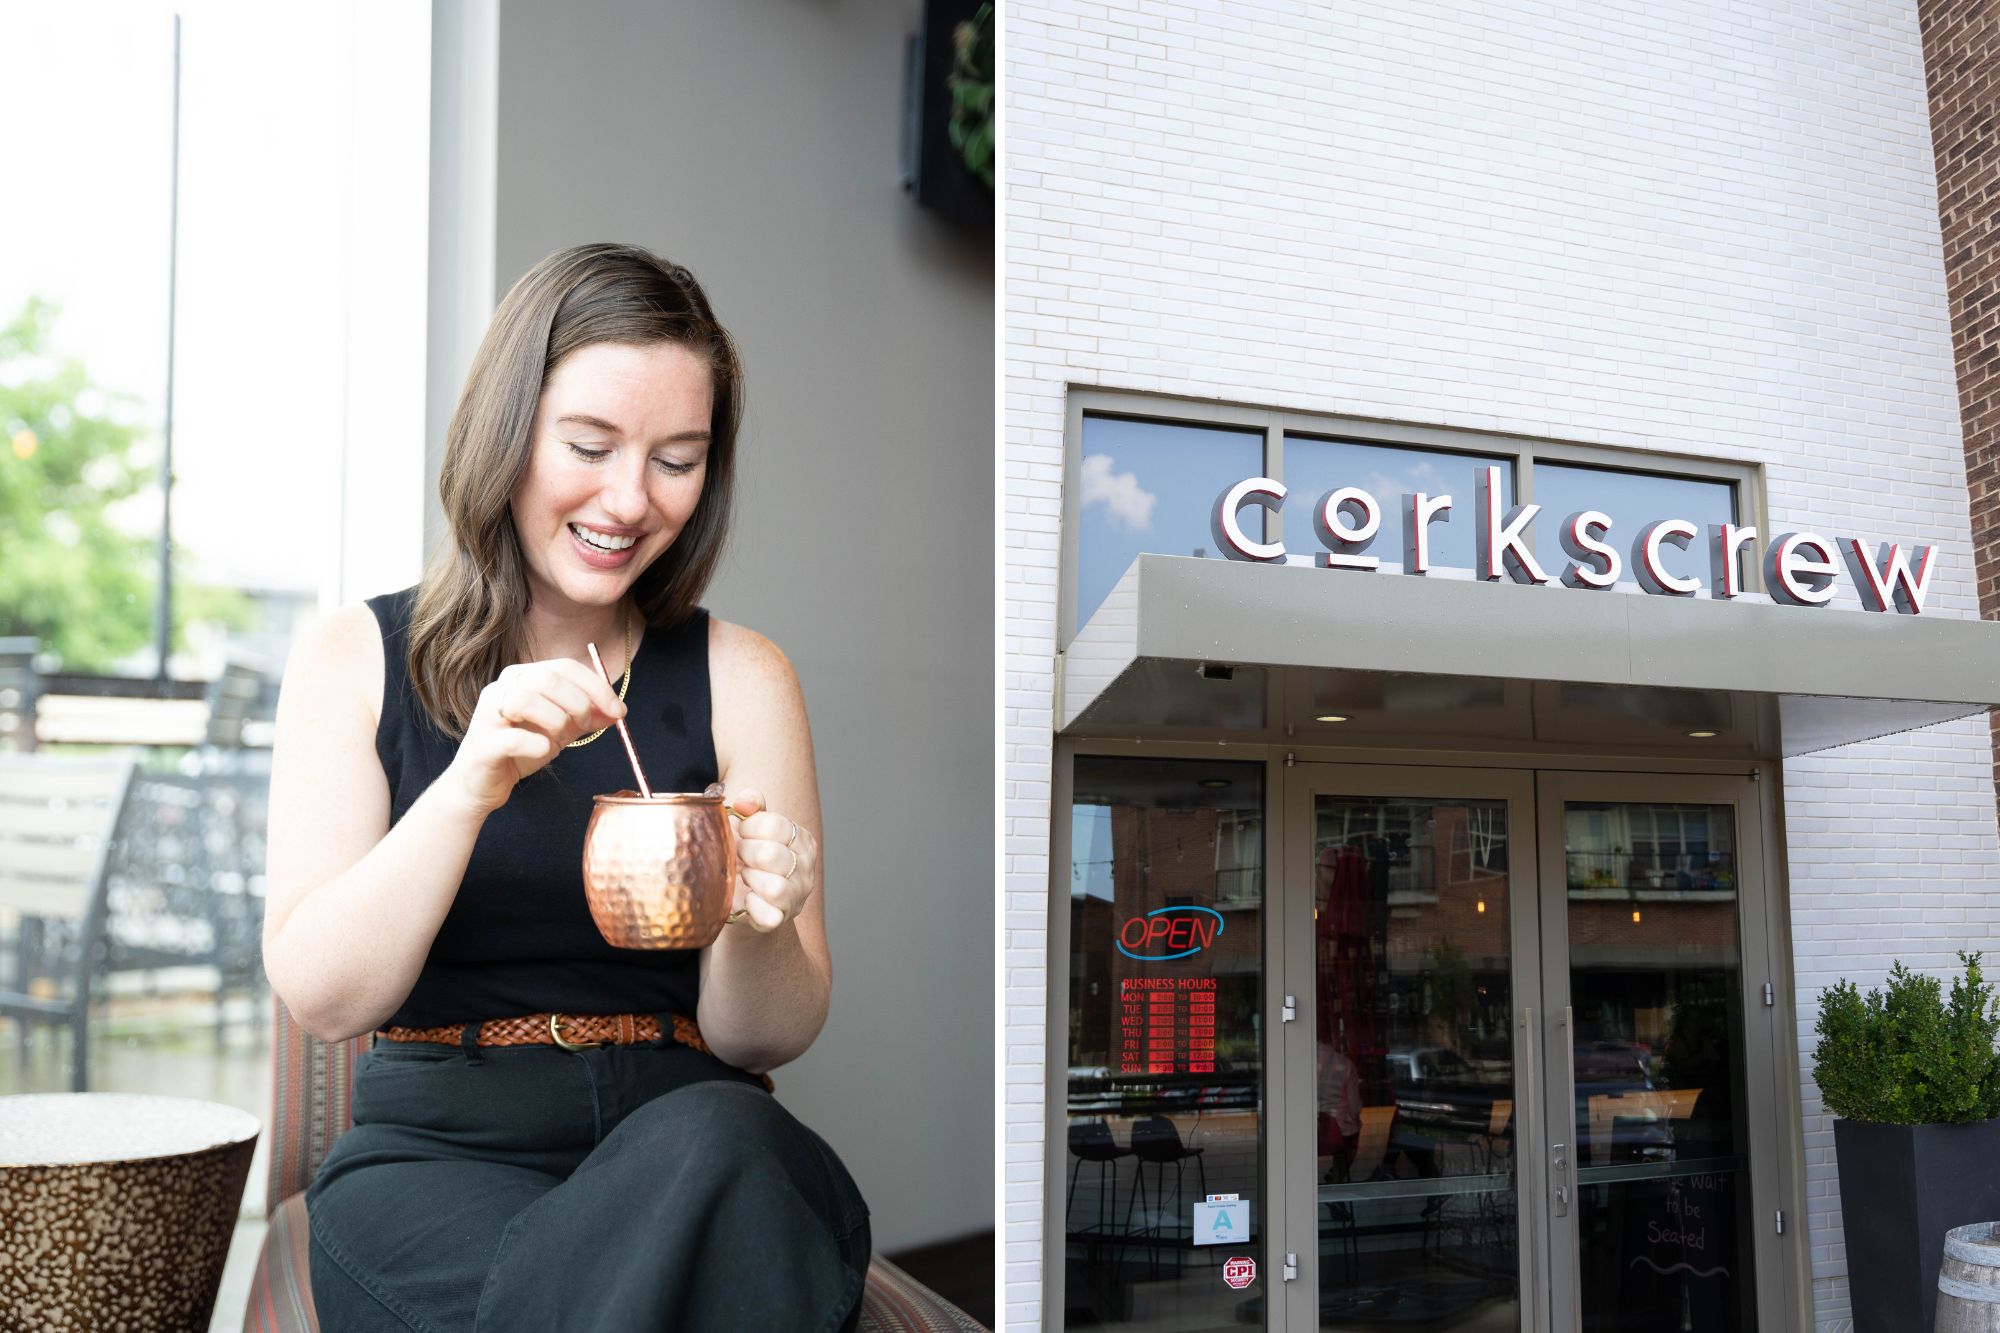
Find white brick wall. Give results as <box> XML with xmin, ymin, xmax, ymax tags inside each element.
<box><xmin>1003</xmin><ymin>1</ymin><xmax>2000</xmax><ymax>1328</ymax></box>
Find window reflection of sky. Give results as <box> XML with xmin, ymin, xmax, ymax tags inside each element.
<box><xmin>1072</xmin><ymin>805</ymin><xmax>1113</xmax><ymax>902</ymax></box>
<box><xmin>1076</xmin><ymin>416</ymin><xmax>1262</xmax><ymax>628</ymax></box>
<box><xmin>1074</xmin><ymin>419</ymin><xmax>1743</xmax><ymax>614</ymax></box>
<box><xmin>1531</xmin><ymin>463</ymin><xmax>1737</xmax><ymax>589</ymax></box>
<box><xmin>1283</xmin><ymin>437</ymin><xmax>1513</xmax><ymax>573</ymax></box>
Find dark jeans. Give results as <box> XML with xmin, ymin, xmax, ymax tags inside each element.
<box><xmin>304</xmin><ymin>1033</ymin><xmax>870</xmax><ymax>1333</ymax></box>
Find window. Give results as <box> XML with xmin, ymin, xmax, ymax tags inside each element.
<box><xmin>1284</xmin><ymin>434</ymin><xmax>1514</xmax><ymax>575</ymax></box>
<box><xmin>1073</xmin><ymin>415</ymin><xmax>1262</xmax><ymax>629</ymax></box>
<box><xmin>1065</xmin><ymin>756</ymin><xmax>1265</xmax><ymax>1332</ymax></box>
<box><xmin>2</xmin><ymin>6</ymin><xmax>427</xmax><ymax>1199</ymax></box>
<box><xmin>1532</xmin><ymin>462</ymin><xmax>1738</xmax><ymax>591</ymax></box>
<box><xmin>1065</xmin><ymin>395</ymin><xmax>1759</xmax><ymax>640</ymax></box>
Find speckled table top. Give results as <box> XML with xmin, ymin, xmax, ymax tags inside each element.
<box><xmin>0</xmin><ymin>1093</ymin><xmax>260</xmax><ymax>1167</ymax></box>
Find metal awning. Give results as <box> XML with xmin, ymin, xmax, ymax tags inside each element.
<box><xmin>1060</xmin><ymin>556</ymin><xmax>2000</xmax><ymax>757</ymax></box>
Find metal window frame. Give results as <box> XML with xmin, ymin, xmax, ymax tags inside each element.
<box><xmin>1041</xmin><ymin>741</ymin><xmax>1810</xmax><ymax>1332</ymax></box>
<box><xmin>1059</xmin><ymin>387</ymin><xmax>1770</xmax><ymax>645</ymax></box>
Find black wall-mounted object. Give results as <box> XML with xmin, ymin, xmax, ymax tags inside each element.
<box><xmin>902</xmin><ymin>0</ymin><xmax>992</xmax><ymax>231</ymax></box>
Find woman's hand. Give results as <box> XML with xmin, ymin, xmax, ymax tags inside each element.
<box><xmin>444</xmin><ymin>659</ymin><xmax>628</xmax><ymax>815</ymax></box>
<box><xmin>725</xmin><ymin>787</ymin><xmax>819</xmax><ymax>932</ymax></box>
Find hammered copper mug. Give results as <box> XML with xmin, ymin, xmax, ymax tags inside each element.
<box><xmin>581</xmin><ymin>791</ymin><xmax>739</xmax><ymax>949</ymax></box>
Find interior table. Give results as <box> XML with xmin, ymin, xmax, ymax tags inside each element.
<box><xmin>0</xmin><ymin>1093</ymin><xmax>260</xmax><ymax>1331</ymax></box>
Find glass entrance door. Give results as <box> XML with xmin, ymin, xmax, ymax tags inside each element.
<box><xmin>1283</xmin><ymin>766</ymin><xmax>1787</xmax><ymax>1333</ymax></box>
<box><xmin>1283</xmin><ymin>767</ymin><xmax>1542</xmax><ymax>1333</ymax></box>
<box><xmin>1532</xmin><ymin>771</ymin><xmax>1782</xmax><ymax>1333</ymax></box>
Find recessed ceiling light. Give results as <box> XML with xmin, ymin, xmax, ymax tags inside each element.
<box><xmin>1686</xmin><ymin>730</ymin><xmax>1718</xmax><ymax>739</ymax></box>
<box><xmin>1315</xmin><ymin>714</ymin><xmax>1349</xmax><ymax>724</ymax></box>
<box><xmin>1198</xmin><ymin>778</ymin><xmax>1231</xmax><ymax>790</ymax></box>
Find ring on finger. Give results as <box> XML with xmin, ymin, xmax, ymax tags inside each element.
<box><xmin>786</xmin><ymin>819</ymin><xmax>801</xmax><ymax>848</ymax></box>
<box><xmin>784</xmin><ymin>846</ymin><xmax>800</xmax><ymax>881</ymax></box>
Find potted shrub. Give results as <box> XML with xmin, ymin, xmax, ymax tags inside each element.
<box><xmin>1813</xmin><ymin>951</ymin><xmax>2000</xmax><ymax>1333</ymax></box>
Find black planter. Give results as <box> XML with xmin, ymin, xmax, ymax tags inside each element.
<box><xmin>1833</xmin><ymin>1116</ymin><xmax>2000</xmax><ymax>1332</ymax></box>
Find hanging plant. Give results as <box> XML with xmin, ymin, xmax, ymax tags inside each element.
<box><xmin>948</xmin><ymin>2</ymin><xmax>994</xmax><ymax>190</ymax></box>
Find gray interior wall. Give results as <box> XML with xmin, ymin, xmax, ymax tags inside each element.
<box><xmin>470</xmin><ymin>0</ymin><xmax>994</xmax><ymax>1250</ymax></box>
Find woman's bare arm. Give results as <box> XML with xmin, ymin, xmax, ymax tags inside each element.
<box><xmin>263</xmin><ymin>604</ymin><xmax>629</xmax><ymax>1042</ymax></box>
<box><xmin>260</xmin><ymin>605</ymin><xmax>490</xmax><ymax>1041</ymax></box>
<box><xmin>696</xmin><ymin>620</ymin><xmax>832</xmax><ymax>1073</ymax></box>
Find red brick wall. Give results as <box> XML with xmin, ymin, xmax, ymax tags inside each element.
<box><xmin>1918</xmin><ymin>0</ymin><xmax>2000</xmax><ymax>829</ymax></box>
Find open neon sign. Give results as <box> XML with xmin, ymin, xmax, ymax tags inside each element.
<box><xmin>1118</xmin><ymin>905</ymin><xmax>1226</xmax><ymax>960</ymax></box>
<box><xmin>1212</xmin><ymin>467</ymin><xmax>1938</xmax><ymax>614</ymax></box>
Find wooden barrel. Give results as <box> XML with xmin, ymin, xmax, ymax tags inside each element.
<box><xmin>1938</xmin><ymin>1222</ymin><xmax>2000</xmax><ymax>1332</ymax></box>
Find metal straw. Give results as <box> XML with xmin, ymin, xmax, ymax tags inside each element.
<box><xmin>586</xmin><ymin>640</ymin><xmax>651</xmax><ymax>798</ymax></box>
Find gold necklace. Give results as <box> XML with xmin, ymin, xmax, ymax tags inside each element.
<box><xmin>565</xmin><ymin>605</ymin><xmax>633</xmax><ymax>748</ymax></box>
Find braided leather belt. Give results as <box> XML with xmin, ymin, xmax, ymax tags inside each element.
<box><xmin>378</xmin><ymin>1011</ymin><xmax>701</xmax><ymax>1051</ymax></box>
<box><xmin>376</xmin><ymin>1012</ymin><xmax>776</xmax><ymax>1091</ymax></box>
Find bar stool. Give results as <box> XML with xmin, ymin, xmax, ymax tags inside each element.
<box><xmin>1066</xmin><ymin>1119</ymin><xmax>1130</xmax><ymax>1235</ymax></box>
<box><xmin>1124</xmin><ymin>1113</ymin><xmax>1207</xmax><ymax>1274</ymax></box>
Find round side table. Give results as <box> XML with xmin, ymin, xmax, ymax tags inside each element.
<box><xmin>0</xmin><ymin>1093</ymin><xmax>260</xmax><ymax>1332</ymax></box>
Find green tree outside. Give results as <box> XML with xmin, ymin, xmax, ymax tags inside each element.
<box><xmin>0</xmin><ymin>297</ymin><xmax>249</xmax><ymax>672</ymax></box>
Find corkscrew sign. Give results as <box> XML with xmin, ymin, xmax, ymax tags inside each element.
<box><xmin>1211</xmin><ymin>471</ymin><xmax>1940</xmax><ymax>613</ymax></box>
<box><xmin>1117</xmin><ymin>905</ymin><xmax>1226</xmax><ymax>961</ymax></box>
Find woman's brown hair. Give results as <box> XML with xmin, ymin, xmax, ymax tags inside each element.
<box><xmin>407</xmin><ymin>243</ymin><xmax>743</xmax><ymax>738</ymax></box>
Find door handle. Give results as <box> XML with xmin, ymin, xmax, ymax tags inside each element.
<box><xmin>1521</xmin><ymin>1006</ymin><xmax>1538</xmax><ymax>1110</ymax></box>
<box><xmin>1520</xmin><ymin>1007</ymin><xmax>1542</xmax><ymax>1333</ymax></box>
<box><xmin>1555</xmin><ymin>1005</ymin><xmax>1578</xmax><ymax>1220</ymax></box>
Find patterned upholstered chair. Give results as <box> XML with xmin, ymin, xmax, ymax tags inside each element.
<box><xmin>243</xmin><ymin>1000</ymin><xmax>984</xmax><ymax>1332</ymax></box>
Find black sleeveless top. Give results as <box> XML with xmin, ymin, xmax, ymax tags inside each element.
<box><xmin>368</xmin><ymin>586</ymin><xmax>713</xmax><ymax>1028</ymax></box>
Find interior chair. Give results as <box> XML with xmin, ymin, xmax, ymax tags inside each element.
<box><xmin>1478</xmin><ymin>1098</ymin><xmax>1514</xmax><ymax>1175</ymax></box>
<box><xmin>242</xmin><ymin>997</ymin><xmax>986</xmax><ymax>1332</ymax></box>
<box><xmin>1587</xmin><ymin>1088</ymin><xmax>1701</xmax><ymax>1167</ymax></box>
<box><xmin>1121</xmin><ymin>1112</ymin><xmax>1207</xmax><ymax>1280</ymax></box>
<box><xmin>1319</xmin><ymin>1103</ymin><xmax>1397</xmax><ymax>1284</ymax></box>
<box><xmin>1422</xmin><ymin>1141</ymin><xmax>1486</xmax><ymax>1258</ymax></box>
<box><xmin>1066</xmin><ymin>1118</ymin><xmax>1130</xmax><ymax>1236</ymax></box>
<box><xmin>1348</xmin><ymin>1104</ymin><xmax>1395</xmax><ymax>1183</ymax></box>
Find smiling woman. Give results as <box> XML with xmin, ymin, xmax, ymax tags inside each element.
<box><xmin>259</xmin><ymin>243</ymin><xmax>870</xmax><ymax>1332</ymax></box>
<box><xmin>514</xmin><ymin>343</ymin><xmax>714</xmax><ymax>592</ymax></box>
<box><xmin>409</xmin><ymin>247</ymin><xmax>742</xmax><ymax>738</ymax></box>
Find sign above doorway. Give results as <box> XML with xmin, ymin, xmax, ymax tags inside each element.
<box><xmin>1212</xmin><ymin>467</ymin><xmax>1937</xmax><ymax>613</ymax></box>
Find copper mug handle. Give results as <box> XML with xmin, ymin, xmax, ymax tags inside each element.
<box><xmin>723</xmin><ymin>806</ymin><xmax>748</xmax><ymax>924</ymax></box>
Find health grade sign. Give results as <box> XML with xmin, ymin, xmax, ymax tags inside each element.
<box><xmin>1212</xmin><ymin>466</ymin><xmax>1938</xmax><ymax>613</ymax></box>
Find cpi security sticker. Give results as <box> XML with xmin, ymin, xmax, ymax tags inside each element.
<box><xmin>1194</xmin><ymin>1197</ymin><xmax>1247</xmax><ymax>1246</ymax></box>
<box><xmin>1223</xmin><ymin>1256</ymin><xmax>1257</xmax><ymax>1289</ymax></box>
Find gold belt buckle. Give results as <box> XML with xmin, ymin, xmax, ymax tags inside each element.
<box><xmin>549</xmin><ymin>1013</ymin><xmax>602</xmax><ymax>1051</ymax></box>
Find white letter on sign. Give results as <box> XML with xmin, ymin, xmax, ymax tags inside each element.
<box><xmin>1475</xmin><ymin>466</ymin><xmax>1550</xmax><ymax>584</ymax></box>
<box><xmin>1842</xmin><ymin>539</ymin><xmax>1936</xmax><ymax>615</ymax></box>
<box><xmin>1633</xmin><ymin>519</ymin><xmax>1701</xmax><ymax>597</ymax></box>
<box><xmin>1765</xmin><ymin>532</ymin><xmax>1838</xmax><ymax>607</ymax></box>
<box><xmin>1405</xmin><ymin>493</ymin><xmax>1453</xmax><ymax>574</ymax></box>
<box><xmin>1211</xmin><ymin>478</ymin><xmax>1287</xmax><ymax>563</ymax></box>
<box><xmin>1558</xmin><ymin>511</ymin><xmax>1620</xmax><ymax>590</ymax></box>
<box><xmin>1313</xmin><ymin>487</ymin><xmax>1381</xmax><ymax>571</ymax></box>
<box><xmin>1710</xmin><ymin>524</ymin><xmax>1758</xmax><ymax>599</ymax></box>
